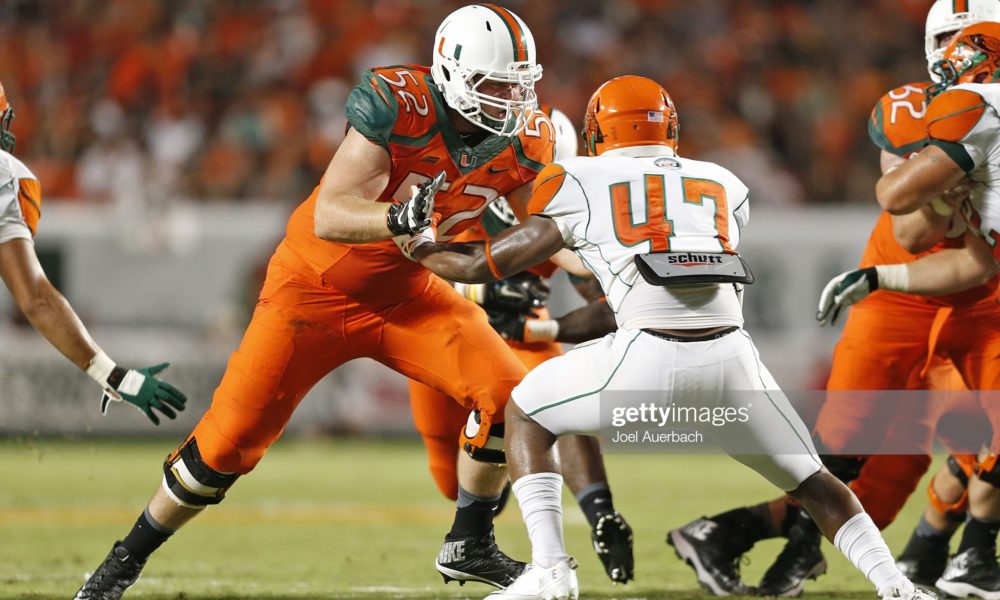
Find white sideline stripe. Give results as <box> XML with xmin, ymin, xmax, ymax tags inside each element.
<box><xmin>173</xmin><ymin>458</ymin><xmax>221</xmax><ymax>496</ymax></box>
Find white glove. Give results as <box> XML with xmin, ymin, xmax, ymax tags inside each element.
<box><xmin>392</xmin><ymin>225</ymin><xmax>435</xmax><ymax>261</ymax></box>
<box><xmin>816</xmin><ymin>267</ymin><xmax>879</xmax><ymax>326</ymax></box>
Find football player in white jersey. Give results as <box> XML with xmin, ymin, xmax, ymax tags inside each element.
<box><xmin>819</xmin><ymin>22</ymin><xmax>1000</xmax><ymax>598</ymax></box>
<box><xmin>0</xmin><ymin>80</ymin><xmax>186</xmax><ymax>423</ymax></box>
<box><xmin>405</xmin><ymin>75</ymin><xmax>934</xmax><ymax>600</ymax></box>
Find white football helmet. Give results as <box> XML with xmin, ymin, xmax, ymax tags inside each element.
<box><xmin>925</xmin><ymin>0</ymin><xmax>1000</xmax><ymax>80</ymax></box>
<box><xmin>431</xmin><ymin>4</ymin><xmax>543</xmax><ymax>137</ymax></box>
<box><xmin>549</xmin><ymin>107</ymin><xmax>579</xmax><ymax>161</ymax></box>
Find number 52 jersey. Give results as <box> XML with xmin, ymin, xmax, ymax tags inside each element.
<box><xmin>527</xmin><ymin>148</ymin><xmax>750</xmax><ymax>331</ymax></box>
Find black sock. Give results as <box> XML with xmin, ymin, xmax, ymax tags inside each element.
<box><xmin>780</xmin><ymin>499</ymin><xmax>799</xmax><ymax>536</ymax></box>
<box><xmin>576</xmin><ymin>483</ymin><xmax>614</xmax><ymax>527</ymax></box>
<box><xmin>120</xmin><ymin>508</ymin><xmax>174</xmax><ymax>561</ymax></box>
<box><xmin>957</xmin><ymin>516</ymin><xmax>1000</xmax><ymax>555</ymax></box>
<box><xmin>711</xmin><ymin>503</ymin><xmax>773</xmax><ymax>554</ymax></box>
<box><xmin>449</xmin><ymin>487</ymin><xmax>500</xmax><ymax>539</ymax></box>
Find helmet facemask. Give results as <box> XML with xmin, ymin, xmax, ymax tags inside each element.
<box><xmin>930</xmin><ymin>30</ymin><xmax>1000</xmax><ymax>97</ymax></box>
<box><xmin>0</xmin><ymin>106</ymin><xmax>14</xmax><ymax>153</ymax></box>
<box><xmin>438</xmin><ymin>56</ymin><xmax>541</xmax><ymax>137</ymax></box>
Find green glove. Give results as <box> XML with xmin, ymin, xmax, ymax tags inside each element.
<box><xmin>100</xmin><ymin>363</ymin><xmax>188</xmax><ymax>425</ymax></box>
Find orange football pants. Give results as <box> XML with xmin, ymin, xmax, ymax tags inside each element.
<box><xmin>818</xmin><ymin>292</ymin><xmax>1000</xmax><ymax>528</ymax></box>
<box><xmin>409</xmin><ymin>337</ymin><xmax>563</xmax><ymax>500</ymax></box>
<box><xmin>189</xmin><ymin>254</ymin><xmax>527</xmax><ymax>474</ymax></box>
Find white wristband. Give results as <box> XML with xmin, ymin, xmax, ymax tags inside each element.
<box><xmin>875</xmin><ymin>264</ymin><xmax>910</xmax><ymax>293</ymax></box>
<box><xmin>86</xmin><ymin>350</ymin><xmax>117</xmax><ymax>388</ymax></box>
<box><xmin>454</xmin><ymin>282</ymin><xmax>487</xmax><ymax>305</ymax></box>
<box><xmin>524</xmin><ymin>319</ymin><xmax>559</xmax><ymax>343</ymax></box>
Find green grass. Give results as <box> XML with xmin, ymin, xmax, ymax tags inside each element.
<box><xmin>0</xmin><ymin>437</ymin><xmax>935</xmax><ymax>599</ymax></box>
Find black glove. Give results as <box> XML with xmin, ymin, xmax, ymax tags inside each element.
<box><xmin>486</xmin><ymin>309</ymin><xmax>531</xmax><ymax>342</ymax></box>
<box><xmin>386</xmin><ymin>171</ymin><xmax>445</xmax><ymax>235</ymax></box>
<box><xmin>458</xmin><ymin>273</ymin><xmax>550</xmax><ymax>315</ymax></box>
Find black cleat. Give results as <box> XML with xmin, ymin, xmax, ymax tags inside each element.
<box><xmin>935</xmin><ymin>547</ymin><xmax>1000</xmax><ymax>600</ymax></box>
<box><xmin>591</xmin><ymin>510</ymin><xmax>635</xmax><ymax>584</ymax></box>
<box><xmin>435</xmin><ymin>527</ymin><xmax>526</xmax><ymax>589</ymax></box>
<box><xmin>756</xmin><ymin>520</ymin><xmax>826</xmax><ymax>597</ymax></box>
<box><xmin>896</xmin><ymin>534</ymin><xmax>951</xmax><ymax>588</ymax></box>
<box><xmin>668</xmin><ymin>517</ymin><xmax>754</xmax><ymax>596</ymax></box>
<box><xmin>73</xmin><ymin>542</ymin><xmax>145</xmax><ymax>600</ymax></box>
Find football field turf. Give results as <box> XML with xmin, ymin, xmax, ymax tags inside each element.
<box><xmin>0</xmin><ymin>437</ymin><xmax>933</xmax><ymax>599</ymax></box>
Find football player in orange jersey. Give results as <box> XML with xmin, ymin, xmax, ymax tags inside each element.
<box><xmin>666</xmin><ymin>2</ymin><xmax>1000</xmax><ymax>596</ymax></box>
<box><xmin>0</xmin><ymin>81</ymin><xmax>186</xmax><ymax>427</ymax></box>
<box><xmin>822</xmin><ymin>22</ymin><xmax>1000</xmax><ymax>598</ymax></box>
<box><xmin>75</xmin><ymin>5</ymin><xmax>603</xmax><ymax>599</ymax></box>
<box><xmin>407</xmin><ymin>105</ymin><xmax>633</xmax><ymax>584</ymax></box>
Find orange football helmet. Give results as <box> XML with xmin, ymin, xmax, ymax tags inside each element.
<box><xmin>0</xmin><ymin>80</ymin><xmax>14</xmax><ymax>152</ymax></box>
<box><xmin>582</xmin><ymin>75</ymin><xmax>678</xmax><ymax>157</ymax></box>
<box><xmin>932</xmin><ymin>21</ymin><xmax>1000</xmax><ymax>90</ymax></box>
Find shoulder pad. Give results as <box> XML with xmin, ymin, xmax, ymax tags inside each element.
<box><xmin>926</xmin><ymin>87</ymin><xmax>988</xmax><ymax>143</ymax></box>
<box><xmin>512</xmin><ymin>110</ymin><xmax>556</xmax><ymax>179</ymax></box>
<box><xmin>346</xmin><ymin>66</ymin><xmax>438</xmax><ymax>147</ymax></box>
<box><xmin>868</xmin><ymin>82</ymin><xmax>932</xmax><ymax>157</ymax></box>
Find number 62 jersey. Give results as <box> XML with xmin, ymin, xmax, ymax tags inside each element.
<box><xmin>527</xmin><ymin>148</ymin><xmax>750</xmax><ymax>331</ymax></box>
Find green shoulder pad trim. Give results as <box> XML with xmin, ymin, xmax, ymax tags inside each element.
<box><xmin>928</xmin><ymin>139</ymin><xmax>975</xmax><ymax>173</ymax></box>
<box><xmin>345</xmin><ymin>73</ymin><xmax>398</xmax><ymax>149</ymax></box>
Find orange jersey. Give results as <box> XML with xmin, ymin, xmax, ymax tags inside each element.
<box><xmin>866</xmin><ymin>82</ymin><xmax>996</xmax><ymax>305</ymax></box>
<box><xmin>280</xmin><ymin>65</ymin><xmax>555</xmax><ymax>304</ymax></box>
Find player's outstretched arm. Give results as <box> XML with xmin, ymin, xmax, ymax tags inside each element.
<box><xmin>413</xmin><ymin>215</ymin><xmax>565</xmax><ymax>284</ymax></box>
<box><xmin>876</xmin><ymin>144</ymin><xmax>966</xmax><ymax>216</ymax></box>
<box><xmin>314</xmin><ymin>128</ymin><xmax>412</xmax><ymax>243</ymax></box>
<box><xmin>0</xmin><ymin>238</ymin><xmax>187</xmax><ymax>424</ymax></box>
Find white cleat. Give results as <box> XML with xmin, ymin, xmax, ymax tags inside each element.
<box><xmin>485</xmin><ymin>558</ymin><xmax>579</xmax><ymax>600</ymax></box>
<box><xmin>879</xmin><ymin>580</ymin><xmax>939</xmax><ymax>599</ymax></box>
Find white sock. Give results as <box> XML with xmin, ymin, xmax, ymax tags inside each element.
<box><xmin>512</xmin><ymin>472</ymin><xmax>568</xmax><ymax>568</ymax></box>
<box><xmin>834</xmin><ymin>512</ymin><xmax>909</xmax><ymax>594</ymax></box>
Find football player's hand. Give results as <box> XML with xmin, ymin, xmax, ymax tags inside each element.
<box><xmin>816</xmin><ymin>267</ymin><xmax>879</xmax><ymax>326</ymax></box>
<box><xmin>392</xmin><ymin>223</ymin><xmax>436</xmax><ymax>262</ymax></box>
<box><xmin>100</xmin><ymin>363</ymin><xmax>188</xmax><ymax>425</ymax></box>
<box><xmin>487</xmin><ymin>309</ymin><xmax>531</xmax><ymax>342</ymax></box>
<box><xmin>457</xmin><ymin>274</ymin><xmax>549</xmax><ymax>314</ymax></box>
<box><xmin>386</xmin><ymin>171</ymin><xmax>445</xmax><ymax>235</ymax></box>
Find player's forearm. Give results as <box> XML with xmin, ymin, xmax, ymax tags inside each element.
<box><xmin>414</xmin><ymin>242</ymin><xmax>493</xmax><ymax>283</ymax></box>
<box><xmin>879</xmin><ymin>247</ymin><xmax>998</xmax><ymax>296</ymax></box>
<box><xmin>18</xmin><ymin>278</ymin><xmax>101</xmax><ymax>370</ymax></box>
<box><xmin>314</xmin><ymin>193</ymin><xmax>393</xmax><ymax>243</ymax></box>
<box><xmin>877</xmin><ymin>168</ymin><xmax>930</xmax><ymax>215</ymax></box>
<box><xmin>555</xmin><ymin>300</ymin><xmax>616</xmax><ymax>344</ymax></box>
<box><xmin>890</xmin><ymin>204</ymin><xmax>951</xmax><ymax>254</ymax></box>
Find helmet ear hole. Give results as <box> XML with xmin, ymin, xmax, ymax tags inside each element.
<box><xmin>442</xmin><ymin>66</ymin><xmax>451</xmax><ymax>82</ymax></box>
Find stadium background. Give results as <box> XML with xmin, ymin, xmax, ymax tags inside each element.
<box><xmin>0</xmin><ymin>1</ymin><xmax>954</xmax><ymax>598</ymax></box>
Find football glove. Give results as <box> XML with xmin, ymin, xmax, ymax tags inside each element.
<box><xmin>816</xmin><ymin>267</ymin><xmax>879</xmax><ymax>326</ymax></box>
<box><xmin>456</xmin><ymin>273</ymin><xmax>550</xmax><ymax>315</ymax></box>
<box><xmin>487</xmin><ymin>309</ymin><xmax>532</xmax><ymax>342</ymax></box>
<box><xmin>100</xmin><ymin>363</ymin><xmax>188</xmax><ymax>425</ymax></box>
<box><xmin>386</xmin><ymin>171</ymin><xmax>445</xmax><ymax>235</ymax></box>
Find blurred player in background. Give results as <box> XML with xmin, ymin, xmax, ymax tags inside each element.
<box><xmin>667</xmin><ymin>2</ymin><xmax>999</xmax><ymax>596</ymax></box>
<box><xmin>406</xmin><ymin>74</ymin><xmax>936</xmax><ymax>600</ymax></box>
<box><xmin>74</xmin><ymin>5</ymin><xmax>620</xmax><ymax>599</ymax></box>
<box><xmin>0</xmin><ymin>80</ymin><xmax>186</xmax><ymax>427</ymax></box>
<box><xmin>407</xmin><ymin>105</ymin><xmax>632</xmax><ymax>584</ymax></box>
<box><xmin>822</xmin><ymin>21</ymin><xmax>1000</xmax><ymax>598</ymax></box>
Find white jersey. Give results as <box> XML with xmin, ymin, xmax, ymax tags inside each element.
<box><xmin>528</xmin><ymin>145</ymin><xmax>750</xmax><ymax>330</ymax></box>
<box><xmin>0</xmin><ymin>149</ymin><xmax>41</xmax><ymax>244</ymax></box>
<box><xmin>926</xmin><ymin>82</ymin><xmax>1000</xmax><ymax>260</ymax></box>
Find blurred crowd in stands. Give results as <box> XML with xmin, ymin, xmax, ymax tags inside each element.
<box><xmin>0</xmin><ymin>0</ymin><xmax>932</xmax><ymax>206</ymax></box>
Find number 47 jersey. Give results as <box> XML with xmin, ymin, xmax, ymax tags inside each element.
<box><xmin>527</xmin><ymin>148</ymin><xmax>750</xmax><ymax>331</ymax></box>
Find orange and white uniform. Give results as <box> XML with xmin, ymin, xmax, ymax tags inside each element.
<box><xmin>0</xmin><ymin>149</ymin><xmax>42</xmax><ymax>243</ymax></box>
<box><xmin>187</xmin><ymin>65</ymin><xmax>555</xmax><ymax>475</ymax></box>
<box><xmin>818</xmin><ymin>82</ymin><xmax>998</xmax><ymax>527</ymax></box>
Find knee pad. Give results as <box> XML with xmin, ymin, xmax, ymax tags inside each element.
<box><xmin>974</xmin><ymin>453</ymin><xmax>1000</xmax><ymax>488</ymax></box>
<box><xmin>162</xmin><ymin>437</ymin><xmax>240</xmax><ymax>508</ymax></box>
<box><xmin>461</xmin><ymin>410</ymin><xmax>506</xmax><ymax>465</ymax></box>
<box><xmin>927</xmin><ymin>460</ymin><xmax>970</xmax><ymax>524</ymax></box>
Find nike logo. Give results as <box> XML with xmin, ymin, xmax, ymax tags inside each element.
<box><xmin>421</xmin><ymin>156</ymin><xmax>440</xmax><ymax>163</ymax></box>
<box><xmin>488</xmin><ymin>166</ymin><xmax>509</xmax><ymax>174</ymax></box>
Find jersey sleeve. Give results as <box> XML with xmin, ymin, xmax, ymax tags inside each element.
<box><xmin>512</xmin><ymin>110</ymin><xmax>556</xmax><ymax>183</ymax></box>
<box><xmin>868</xmin><ymin>83</ymin><xmax>931</xmax><ymax>157</ymax></box>
<box><xmin>344</xmin><ymin>71</ymin><xmax>399</xmax><ymax>149</ymax></box>
<box><xmin>0</xmin><ymin>154</ymin><xmax>40</xmax><ymax>244</ymax></box>
<box><xmin>527</xmin><ymin>162</ymin><xmax>583</xmax><ymax>245</ymax></box>
<box><xmin>925</xmin><ymin>87</ymin><xmax>991</xmax><ymax>172</ymax></box>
